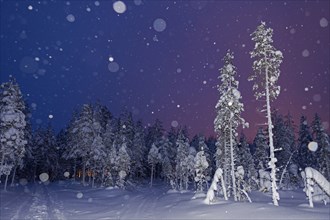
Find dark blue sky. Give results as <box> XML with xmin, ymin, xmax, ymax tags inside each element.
<box><xmin>1</xmin><ymin>0</ymin><xmax>329</xmax><ymax>140</ymax></box>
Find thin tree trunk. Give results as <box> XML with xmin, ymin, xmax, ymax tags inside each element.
<box><xmin>0</xmin><ymin>154</ymin><xmax>5</xmax><ymax>181</ymax></box>
<box><xmin>33</xmin><ymin>164</ymin><xmax>37</xmax><ymax>183</ymax></box>
<box><xmin>150</xmin><ymin>164</ymin><xmax>154</xmax><ymax>187</ymax></box>
<box><xmin>4</xmin><ymin>173</ymin><xmax>9</xmax><ymax>191</ymax></box>
<box><xmin>230</xmin><ymin>120</ymin><xmax>237</xmax><ymax>201</ymax></box>
<box><xmin>265</xmin><ymin>67</ymin><xmax>279</xmax><ymax>206</ymax></box>
<box><xmin>73</xmin><ymin>160</ymin><xmax>76</xmax><ymax>180</ymax></box>
<box><xmin>279</xmin><ymin>151</ymin><xmax>295</xmax><ymax>188</ymax></box>
<box><xmin>82</xmin><ymin>162</ymin><xmax>86</xmax><ymax>186</ymax></box>
<box><xmin>10</xmin><ymin>165</ymin><xmax>17</xmax><ymax>187</ymax></box>
<box><xmin>92</xmin><ymin>174</ymin><xmax>95</xmax><ymax>188</ymax></box>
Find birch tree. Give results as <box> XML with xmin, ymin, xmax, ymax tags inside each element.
<box><xmin>249</xmin><ymin>21</ymin><xmax>283</xmax><ymax>206</ymax></box>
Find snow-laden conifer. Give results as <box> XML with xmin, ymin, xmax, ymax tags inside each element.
<box><xmin>214</xmin><ymin>50</ymin><xmax>247</xmax><ymax>201</ymax></box>
<box><xmin>249</xmin><ymin>21</ymin><xmax>283</xmax><ymax>206</ymax></box>
<box><xmin>312</xmin><ymin>114</ymin><xmax>330</xmax><ymax>180</ymax></box>
<box><xmin>0</xmin><ymin>78</ymin><xmax>27</xmax><ymax>190</ymax></box>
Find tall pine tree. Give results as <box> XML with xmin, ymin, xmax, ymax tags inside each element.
<box><xmin>249</xmin><ymin>21</ymin><xmax>283</xmax><ymax>206</ymax></box>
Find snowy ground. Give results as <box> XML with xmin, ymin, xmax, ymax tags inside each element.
<box><xmin>1</xmin><ymin>180</ymin><xmax>329</xmax><ymax>220</ymax></box>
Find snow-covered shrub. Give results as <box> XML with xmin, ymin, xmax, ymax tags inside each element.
<box><xmin>259</xmin><ymin>169</ymin><xmax>271</xmax><ymax>192</ymax></box>
<box><xmin>235</xmin><ymin>166</ymin><xmax>252</xmax><ymax>202</ymax></box>
<box><xmin>204</xmin><ymin>168</ymin><xmax>227</xmax><ymax>204</ymax></box>
<box><xmin>301</xmin><ymin>167</ymin><xmax>330</xmax><ymax>208</ymax></box>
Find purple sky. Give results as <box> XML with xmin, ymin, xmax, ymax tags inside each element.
<box><xmin>1</xmin><ymin>0</ymin><xmax>329</xmax><ymax>140</ymax></box>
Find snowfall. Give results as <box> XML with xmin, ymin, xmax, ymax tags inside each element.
<box><xmin>1</xmin><ymin>180</ymin><xmax>329</xmax><ymax>220</ymax></box>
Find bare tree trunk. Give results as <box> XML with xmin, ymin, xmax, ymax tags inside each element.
<box><xmin>150</xmin><ymin>164</ymin><xmax>154</xmax><ymax>187</ymax></box>
<box><xmin>10</xmin><ymin>164</ymin><xmax>17</xmax><ymax>187</ymax></box>
<box><xmin>4</xmin><ymin>173</ymin><xmax>9</xmax><ymax>191</ymax></box>
<box><xmin>82</xmin><ymin>162</ymin><xmax>86</xmax><ymax>186</ymax></box>
<box><xmin>0</xmin><ymin>154</ymin><xmax>5</xmax><ymax>181</ymax></box>
<box><xmin>230</xmin><ymin>120</ymin><xmax>237</xmax><ymax>201</ymax></box>
<box><xmin>265</xmin><ymin>67</ymin><xmax>279</xmax><ymax>206</ymax></box>
<box><xmin>73</xmin><ymin>160</ymin><xmax>76</xmax><ymax>180</ymax></box>
<box><xmin>92</xmin><ymin>174</ymin><xmax>95</xmax><ymax>188</ymax></box>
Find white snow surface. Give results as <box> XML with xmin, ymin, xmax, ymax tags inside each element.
<box><xmin>1</xmin><ymin>181</ymin><xmax>329</xmax><ymax>219</ymax></box>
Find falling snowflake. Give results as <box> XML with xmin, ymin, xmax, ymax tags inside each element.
<box><xmin>39</xmin><ymin>173</ymin><xmax>49</xmax><ymax>182</ymax></box>
<box><xmin>64</xmin><ymin>172</ymin><xmax>70</xmax><ymax>177</ymax></box>
<box><xmin>308</xmin><ymin>141</ymin><xmax>318</xmax><ymax>152</ymax></box>
<box><xmin>153</xmin><ymin>18</ymin><xmax>167</xmax><ymax>32</ymax></box>
<box><xmin>320</xmin><ymin>17</ymin><xmax>328</xmax><ymax>28</ymax></box>
<box><xmin>302</xmin><ymin>49</ymin><xmax>310</xmax><ymax>57</ymax></box>
<box><xmin>108</xmin><ymin>62</ymin><xmax>120</xmax><ymax>72</ymax></box>
<box><xmin>113</xmin><ymin>1</ymin><xmax>126</xmax><ymax>14</ymax></box>
<box><xmin>76</xmin><ymin>192</ymin><xmax>84</xmax><ymax>199</ymax></box>
<box><xmin>171</xmin><ymin>120</ymin><xmax>179</xmax><ymax>128</ymax></box>
<box><xmin>66</xmin><ymin>14</ymin><xmax>75</xmax><ymax>23</ymax></box>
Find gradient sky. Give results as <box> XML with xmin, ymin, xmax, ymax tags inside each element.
<box><xmin>1</xmin><ymin>0</ymin><xmax>329</xmax><ymax>141</ymax></box>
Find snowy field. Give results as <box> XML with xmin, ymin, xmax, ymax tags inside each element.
<box><xmin>1</xmin><ymin>181</ymin><xmax>329</xmax><ymax>220</ymax></box>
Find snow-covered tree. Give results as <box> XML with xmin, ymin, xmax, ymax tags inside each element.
<box><xmin>158</xmin><ymin>136</ymin><xmax>174</xmax><ymax>184</ymax></box>
<box><xmin>194</xmin><ymin>137</ymin><xmax>209</xmax><ymax>192</ymax></box>
<box><xmin>148</xmin><ymin>143</ymin><xmax>159</xmax><ymax>187</ymax></box>
<box><xmin>297</xmin><ymin>116</ymin><xmax>315</xmax><ymax>169</ymax></box>
<box><xmin>89</xmin><ymin>134</ymin><xmax>107</xmax><ymax>188</ymax></box>
<box><xmin>167</xmin><ymin>127</ymin><xmax>178</xmax><ymax>170</ymax></box>
<box><xmin>249</xmin><ymin>21</ymin><xmax>283</xmax><ymax>206</ymax></box>
<box><xmin>145</xmin><ymin>119</ymin><xmax>164</xmax><ymax>153</ymax></box>
<box><xmin>131</xmin><ymin>120</ymin><xmax>147</xmax><ymax>179</ymax></box>
<box><xmin>273</xmin><ymin>111</ymin><xmax>298</xmax><ymax>189</ymax></box>
<box><xmin>312</xmin><ymin>114</ymin><xmax>330</xmax><ymax>180</ymax></box>
<box><xmin>214</xmin><ymin>50</ymin><xmax>247</xmax><ymax>201</ymax></box>
<box><xmin>237</xmin><ymin>133</ymin><xmax>257</xmax><ymax>190</ymax></box>
<box><xmin>253</xmin><ymin>127</ymin><xmax>269</xmax><ymax>173</ymax></box>
<box><xmin>175</xmin><ymin>130</ymin><xmax>190</xmax><ymax>190</ymax></box>
<box><xmin>116</xmin><ymin>137</ymin><xmax>131</xmax><ymax>188</ymax></box>
<box><xmin>64</xmin><ymin>104</ymin><xmax>94</xmax><ymax>186</ymax></box>
<box><xmin>0</xmin><ymin>78</ymin><xmax>27</xmax><ymax>190</ymax></box>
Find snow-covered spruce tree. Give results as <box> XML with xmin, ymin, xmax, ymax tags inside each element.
<box><xmin>272</xmin><ymin>111</ymin><xmax>298</xmax><ymax>189</ymax></box>
<box><xmin>10</xmin><ymin>100</ymin><xmax>32</xmax><ymax>186</ymax></box>
<box><xmin>116</xmin><ymin>137</ymin><xmax>131</xmax><ymax>188</ymax></box>
<box><xmin>102</xmin><ymin>118</ymin><xmax>118</xmax><ymax>186</ymax></box>
<box><xmin>272</xmin><ymin>111</ymin><xmax>294</xmax><ymax>188</ymax></box>
<box><xmin>214</xmin><ymin>50</ymin><xmax>247</xmax><ymax>201</ymax></box>
<box><xmin>145</xmin><ymin>119</ymin><xmax>165</xmax><ymax>153</ymax></box>
<box><xmin>158</xmin><ymin>136</ymin><xmax>174</xmax><ymax>184</ymax></box>
<box><xmin>175</xmin><ymin>130</ymin><xmax>190</xmax><ymax>190</ymax></box>
<box><xmin>206</xmin><ymin>136</ymin><xmax>217</xmax><ymax>172</ymax></box>
<box><xmin>17</xmin><ymin>102</ymin><xmax>34</xmax><ymax>182</ymax></box>
<box><xmin>297</xmin><ymin>116</ymin><xmax>315</xmax><ymax>169</ymax></box>
<box><xmin>249</xmin><ymin>21</ymin><xmax>283</xmax><ymax>206</ymax></box>
<box><xmin>131</xmin><ymin>120</ymin><xmax>147</xmax><ymax>179</ymax></box>
<box><xmin>194</xmin><ymin>136</ymin><xmax>209</xmax><ymax>192</ymax></box>
<box><xmin>0</xmin><ymin>78</ymin><xmax>27</xmax><ymax>190</ymax></box>
<box><xmin>42</xmin><ymin>124</ymin><xmax>60</xmax><ymax>180</ymax></box>
<box><xmin>197</xmin><ymin>135</ymin><xmax>212</xmax><ymax>182</ymax></box>
<box><xmin>62</xmin><ymin>110</ymin><xmax>80</xmax><ymax>180</ymax></box>
<box><xmin>312</xmin><ymin>114</ymin><xmax>330</xmax><ymax>180</ymax></box>
<box><xmin>253</xmin><ymin>128</ymin><xmax>269</xmax><ymax>172</ymax></box>
<box><xmin>187</xmin><ymin>145</ymin><xmax>197</xmax><ymax>188</ymax></box>
<box><xmin>67</xmin><ymin>104</ymin><xmax>94</xmax><ymax>186</ymax></box>
<box><xmin>167</xmin><ymin>127</ymin><xmax>178</xmax><ymax>171</ymax></box>
<box><xmin>237</xmin><ymin>133</ymin><xmax>258</xmax><ymax>190</ymax></box>
<box><xmin>89</xmin><ymin>134</ymin><xmax>107</xmax><ymax>188</ymax></box>
<box><xmin>148</xmin><ymin>143</ymin><xmax>160</xmax><ymax>187</ymax></box>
